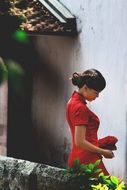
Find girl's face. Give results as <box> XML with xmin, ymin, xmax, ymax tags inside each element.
<box><xmin>83</xmin><ymin>85</ymin><xmax>100</xmax><ymax>101</ymax></box>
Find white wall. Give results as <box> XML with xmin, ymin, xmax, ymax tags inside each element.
<box><xmin>34</xmin><ymin>0</ymin><xmax>127</xmax><ymax>178</ymax></box>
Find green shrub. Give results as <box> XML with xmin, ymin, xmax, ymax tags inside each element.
<box><xmin>64</xmin><ymin>159</ymin><xmax>126</xmax><ymax>190</ymax></box>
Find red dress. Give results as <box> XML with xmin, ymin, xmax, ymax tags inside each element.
<box><xmin>66</xmin><ymin>91</ymin><xmax>109</xmax><ymax>175</ymax></box>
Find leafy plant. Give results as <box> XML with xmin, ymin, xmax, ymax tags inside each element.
<box><xmin>64</xmin><ymin>159</ymin><xmax>126</xmax><ymax>190</ymax></box>
<box><xmin>65</xmin><ymin>159</ymin><xmax>102</xmax><ymax>176</ymax></box>
<box><xmin>91</xmin><ymin>183</ymin><xmax>109</xmax><ymax>190</ymax></box>
<box><xmin>64</xmin><ymin>159</ymin><xmax>102</xmax><ymax>190</ymax></box>
<box><xmin>97</xmin><ymin>173</ymin><xmax>126</xmax><ymax>190</ymax></box>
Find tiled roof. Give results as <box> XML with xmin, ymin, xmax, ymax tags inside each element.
<box><xmin>1</xmin><ymin>0</ymin><xmax>77</xmax><ymax>36</ymax></box>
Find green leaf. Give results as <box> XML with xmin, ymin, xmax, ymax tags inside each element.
<box><xmin>73</xmin><ymin>159</ymin><xmax>80</xmax><ymax>167</ymax></box>
<box><xmin>98</xmin><ymin>172</ymin><xmax>108</xmax><ymax>180</ymax></box>
<box><xmin>94</xmin><ymin>168</ymin><xmax>102</xmax><ymax>174</ymax></box>
<box><xmin>91</xmin><ymin>183</ymin><xmax>109</xmax><ymax>190</ymax></box>
<box><xmin>63</xmin><ymin>169</ymin><xmax>70</xmax><ymax>175</ymax></box>
<box><xmin>105</xmin><ymin>179</ymin><xmax>112</xmax><ymax>185</ymax></box>
<box><xmin>94</xmin><ymin>159</ymin><xmax>101</xmax><ymax>167</ymax></box>
<box><xmin>85</xmin><ymin>169</ymin><xmax>92</xmax><ymax>174</ymax></box>
<box><xmin>88</xmin><ymin>163</ymin><xmax>95</xmax><ymax>170</ymax></box>
<box><xmin>80</xmin><ymin>164</ymin><xmax>87</xmax><ymax>170</ymax></box>
<box><xmin>110</xmin><ymin>176</ymin><xmax>119</xmax><ymax>185</ymax></box>
<box><xmin>98</xmin><ymin>172</ymin><xmax>105</xmax><ymax>177</ymax></box>
<box><xmin>116</xmin><ymin>181</ymin><xmax>126</xmax><ymax>189</ymax></box>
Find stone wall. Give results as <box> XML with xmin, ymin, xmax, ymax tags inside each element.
<box><xmin>0</xmin><ymin>156</ymin><xmax>74</xmax><ymax>190</ymax></box>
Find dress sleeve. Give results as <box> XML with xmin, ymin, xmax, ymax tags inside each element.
<box><xmin>73</xmin><ymin>106</ymin><xmax>89</xmax><ymax>126</ymax></box>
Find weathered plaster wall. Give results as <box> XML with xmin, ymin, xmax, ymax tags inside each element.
<box><xmin>0</xmin><ymin>81</ymin><xmax>7</xmax><ymax>155</ymax></box>
<box><xmin>32</xmin><ymin>36</ymin><xmax>75</xmax><ymax>167</ymax></box>
<box><xmin>33</xmin><ymin>0</ymin><xmax>127</xmax><ymax>179</ymax></box>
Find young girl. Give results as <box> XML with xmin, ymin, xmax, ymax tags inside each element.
<box><xmin>66</xmin><ymin>69</ymin><xmax>114</xmax><ymax>175</ymax></box>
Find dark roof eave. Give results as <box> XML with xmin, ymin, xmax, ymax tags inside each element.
<box><xmin>0</xmin><ymin>0</ymin><xmax>78</xmax><ymax>36</ymax></box>
<box><xmin>30</xmin><ymin>0</ymin><xmax>78</xmax><ymax>36</ymax></box>
<box><xmin>26</xmin><ymin>29</ymin><xmax>78</xmax><ymax>37</ymax></box>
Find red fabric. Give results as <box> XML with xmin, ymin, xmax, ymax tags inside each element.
<box><xmin>66</xmin><ymin>91</ymin><xmax>109</xmax><ymax>175</ymax></box>
<box><xmin>99</xmin><ymin>136</ymin><xmax>118</xmax><ymax>150</ymax></box>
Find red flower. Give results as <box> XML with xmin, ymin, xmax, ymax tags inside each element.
<box><xmin>98</xmin><ymin>136</ymin><xmax>118</xmax><ymax>150</ymax></box>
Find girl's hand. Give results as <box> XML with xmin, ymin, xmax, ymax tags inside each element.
<box><xmin>102</xmin><ymin>149</ymin><xmax>114</xmax><ymax>159</ymax></box>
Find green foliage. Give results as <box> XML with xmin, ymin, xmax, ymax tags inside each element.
<box><xmin>91</xmin><ymin>183</ymin><xmax>109</xmax><ymax>190</ymax></box>
<box><xmin>65</xmin><ymin>159</ymin><xmax>102</xmax><ymax>176</ymax></box>
<box><xmin>64</xmin><ymin>159</ymin><xmax>126</xmax><ymax>190</ymax></box>
<box><xmin>0</xmin><ymin>58</ymin><xmax>25</xmax><ymax>95</ymax></box>
<box><xmin>6</xmin><ymin>60</ymin><xmax>25</xmax><ymax>94</ymax></box>
<box><xmin>64</xmin><ymin>159</ymin><xmax>102</xmax><ymax>189</ymax></box>
<box><xmin>0</xmin><ymin>58</ymin><xmax>8</xmax><ymax>84</ymax></box>
<box><xmin>13</xmin><ymin>29</ymin><xmax>29</xmax><ymax>43</ymax></box>
<box><xmin>97</xmin><ymin>173</ymin><xmax>126</xmax><ymax>190</ymax></box>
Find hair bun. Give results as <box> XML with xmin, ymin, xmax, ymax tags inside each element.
<box><xmin>71</xmin><ymin>72</ymin><xmax>82</xmax><ymax>86</ymax></box>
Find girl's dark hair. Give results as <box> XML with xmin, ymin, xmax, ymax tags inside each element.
<box><xmin>71</xmin><ymin>69</ymin><xmax>106</xmax><ymax>91</ymax></box>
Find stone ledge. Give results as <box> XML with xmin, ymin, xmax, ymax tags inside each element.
<box><xmin>0</xmin><ymin>156</ymin><xmax>72</xmax><ymax>190</ymax></box>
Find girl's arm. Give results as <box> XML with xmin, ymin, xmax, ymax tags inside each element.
<box><xmin>75</xmin><ymin>125</ymin><xmax>114</xmax><ymax>159</ymax></box>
